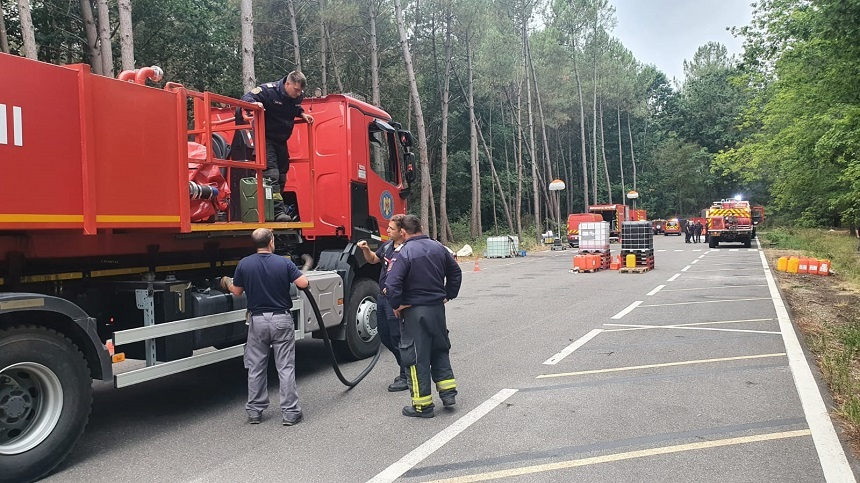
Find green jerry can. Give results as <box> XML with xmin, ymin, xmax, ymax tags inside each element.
<box><xmin>239</xmin><ymin>177</ymin><xmax>274</xmax><ymax>222</ymax></box>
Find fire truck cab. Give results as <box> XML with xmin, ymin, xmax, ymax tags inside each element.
<box><xmin>706</xmin><ymin>199</ymin><xmax>753</xmax><ymax>248</ymax></box>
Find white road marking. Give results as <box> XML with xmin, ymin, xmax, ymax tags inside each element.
<box><xmin>367</xmin><ymin>389</ymin><xmax>519</xmax><ymax>483</ymax></box>
<box><xmin>674</xmin><ymin>249</ymin><xmax>684</xmax><ymax>252</ymax></box>
<box><xmin>681</xmin><ymin>265</ymin><xmax>691</xmax><ymax>272</ymax></box>
<box><xmin>692</xmin><ymin>249</ymin><xmax>702</xmax><ymax>252</ymax></box>
<box><xmin>667</xmin><ymin>274</ymin><xmax>680</xmax><ymax>282</ymax></box>
<box><xmin>660</xmin><ymin>284</ymin><xmax>768</xmax><ymax>292</ymax></box>
<box><xmin>691</xmin><ymin>259</ymin><xmax>699</xmax><ymax>264</ymax></box>
<box><xmin>641</xmin><ymin>297</ymin><xmax>770</xmax><ymax>307</ymax></box>
<box><xmin>603</xmin><ymin>323</ymin><xmax>781</xmax><ymax>335</ymax></box>
<box><xmin>537</xmin><ymin>353</ymin><xmax>786</xmax><ymax>379</ymax></box>
<box><xmin>425</xmin><ymin>430</ymin><xmax>811</xmax><ymax>483</ymax></box>
<box><xmin>603</xmin><ymin>317</ymin><xmax>773</xmax><ymax>332</ymax></box>
<box><xmin>543</xmin><ymin>329</ymin><xmax>603</xmax><ymax>365</ymax></box>
<box><xmin>699</xmin><ymin>254</ymin><xmax>706</xmax><ymax>259</ymax></box>
<box><xmin>610</xmin><ymin>301</ymin><xmax>642</xmax><ymax>320</ymax></box>
<box><xmin>646</xmin><ymin>285</ymin><xmax>665</xmax><ymax>296</ymax></box>
<box><xmin>759</xmin><ymin>250</ymin><xmax>856</xmax><ymax>481</ymax></box>
<box><xmin>692</xmin><ymin>267</ymin><xmax>763</xmax><ymax>272</ymax></box>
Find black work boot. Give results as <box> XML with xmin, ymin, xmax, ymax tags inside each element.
<box><xmin>440</xmin><ymin>393</ymin><xmax>457</xmax><ymax>407</ymax></box>
<box><xmin>402</xmin><ymin>405</ymin><xmax>434</xmax><ymax>418</ymax></box>
<box><xmin>388</xmin><ymin>375</ymin><xmax>408</xmax><ymax>392</ymax></box>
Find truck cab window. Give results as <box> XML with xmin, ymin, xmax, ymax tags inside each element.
<box><xmin>369</xmin><ymin>122</ymin><xmax>397</xmax><ymax>184</ymax></box>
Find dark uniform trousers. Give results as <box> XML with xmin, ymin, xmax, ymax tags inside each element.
<box><xmin>377</xmin><ymin>294</ymin><xmax>405</xmax><ymax>378</ymax></box>
<box><xmin>265</xmin><ymin>139</ymin><xmax>289</xmax><ymax>216</ymax></box>
<box><xmin>399</xmin><ymin>304</ymin><xmax>457</xmax><ymax>412</ymax></box>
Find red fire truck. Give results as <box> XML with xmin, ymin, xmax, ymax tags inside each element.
<box><xmin>587</xmin><ymin>204</ymin><xmax>630</xmax><ymax>242</ymax></box>
<box><xmin>0</xmin><ymin>53</ymin><xmax>415</xmax><ymax>482</ymax></box>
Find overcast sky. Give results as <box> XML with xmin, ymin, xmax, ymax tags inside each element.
<box><xmin>609</xmin><ymin>0</ymin><xmax>754</xmax><ymax>85</ymax></box>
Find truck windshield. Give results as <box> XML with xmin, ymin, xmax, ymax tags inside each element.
<box><xmin>369</xmin><ymin>122</ymin><xmax>397</xmax><ymax>185</ymax></box>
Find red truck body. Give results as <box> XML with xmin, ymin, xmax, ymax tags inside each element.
<box><xmin>587</xmin><ymin>204</ymin><xmax>629</xmax><ymax>241</ymax></box>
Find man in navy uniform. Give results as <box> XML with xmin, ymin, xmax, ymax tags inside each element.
<box><xmin>223</xmin><ymin>228</ymin><xmax>309</xmax><ymax>425</ymax></box>
<box><xmin>386</xmin><ymin>214</ymin><xmax>462</xmax><ymax>418</ymax></box>
<box><xmin>356</xmin><ymin>214</ymin><xmax>408</xmax><ymax>392</ymax></box>
<box><xmin>241</xmin><ymin>71</ymin><xmax>314</xmax><ymax>222</ymax></box>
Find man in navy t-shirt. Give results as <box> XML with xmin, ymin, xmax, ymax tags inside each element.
<box><xmin>223</xmin><ymin>228</ymin><xmax>309</xmax><ymax>425</ymax></box>
<box><xmin>357</xmin><ymin>214</ymin><xmax>407</xmax><ymax>392</ymax></box>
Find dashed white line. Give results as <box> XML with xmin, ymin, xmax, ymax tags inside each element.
<box><xmin>698</xmin><ymin>255</ymin><xmax>706</xmax><ymax>259</ymax></box>
<box><xmin>611</xmin><ymin>301</ymin><xmax>642</xmax><ymax>319</ymax></box>
<box><xmin>681</xmin><ymin>265</ymin><xmax>691</xmax><ymax>272</ymax></box>
<box><xmin>667</xmin><ymin>274</ymin><xmax>680</xmax><ymax>282</ymax></box>
<box><xmin>367</xmin><ymin>388</ymin><xmax>519</xmax><ymax>483</ymax></box>
<box><xmin>646</xmin><ymin>285</ymin><xmax>666</xmax><ymax>296</ymax></box>
<box><xmin>543</xmin><ymin>329</ymin><xmax>603</xmax><ymax>365</ymax></box>
<box><xmin>641</xmin><ymin>297</ymin><xmax>771</xmax><ymax>307</ymax></box>
<box><xmin>691</xmin><ymin>259</ymin><xmax>699</xmax><ymax>264</ymax></box>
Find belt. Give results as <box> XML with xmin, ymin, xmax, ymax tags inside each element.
<box><xmin>250</xmin><ymin>310</ymin><xmax>289</xmax><ymax>317</ymax></box>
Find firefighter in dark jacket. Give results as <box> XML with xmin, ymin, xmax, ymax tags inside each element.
<box><xmin>386</xmin><ymin>214</ymin><xmax>462</xmax><ymax>418</ymax></box>
<box><xmin>240</xmin><ymin>71</ymin><xmax>314</xmax><ymax>222</ymax></box>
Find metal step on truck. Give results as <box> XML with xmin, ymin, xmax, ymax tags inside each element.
<box><xmin>0</xmin><ymin>52</ymin><xmax>415</xmax><ymax>482</ymax></box>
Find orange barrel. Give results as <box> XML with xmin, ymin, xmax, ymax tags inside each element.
<box><xmin>818</xmin><ymin>259</ymin><xmax>830</xmax><ymax>276</ymax></box>
<box><xmin>626</xmin><ymin>253</ymin><xmax>637</xmax><ymax>268</ymax></box>
<box><xmin>798</xmin><ymin>257</ymin><xmax>809</xmax><ymax>274</ymax></box>
<box><xmin>787</xmin><ymin>257</ymin><xmax>800</xmax><ymax>273</ymax></box>
<box><xmin>808</xmin><ymin>258</ymin><xmax>819</xmax><ymax>273</ymax></box>
<box><xmin>776</xmin><ymin>256</ymin><xmax>788</xmax><ymax>271</ymax></box>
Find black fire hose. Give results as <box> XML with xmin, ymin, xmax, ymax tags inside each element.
<box><xmin>300</xmin><ymin>286</ymin><xmax>381</xmax><ymax>388</ymax></box>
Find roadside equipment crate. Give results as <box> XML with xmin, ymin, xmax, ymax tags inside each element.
<box><xmin>621</xmin><ymin>221</ymin><xmax>654</xmax><ymax>250</ymax></box>
<box><xmin>487</xmin><ymin>235</ymin><xmax>518</xmax><ymax>258</ymax></box>
<box><xmin>579</xmin><ymin>222</ymin><xmax>610</xmax><ymax>250</ymax></box>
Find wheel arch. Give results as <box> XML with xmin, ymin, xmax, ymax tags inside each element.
<box><xmin>0</xmin><ymin>293</ymin><xmax>112</xmax><ymax>381</ymax></box>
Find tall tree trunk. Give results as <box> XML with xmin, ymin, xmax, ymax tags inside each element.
<box><xmin>117</xmin><ymin>0</ymin><xmax>134</xmax><ymax>71</ymax></box>
<box><xmin>368</xmin><ymin>0</ymin><xmax>380</xmax><ymax>106</ymax></box>
<box><xmin>627</xmin><ymin>111</ymin><xmax>637</xmax><ymax>190</ymax></box>
<box><xmin>0</xmin><ymin>2</ymin><xmax>10</xmax><ymax>54</ymax></box>
<box><xmin>523</xmin><ymin>19</ymin><xmax>539</xmax><ymax>239</ymax></box>
<box><xmin>16</xmin><ymin>0</ymin><xmax>37</xmax><ymax>59</ymax></box>
<box><xmin>437</xmin><ymin>10</ymin><xmax>453</xmax><ymax>243</ymax></box>
<box><xmin>240</xmin><ymin>0</ymin><xmax>255</xmax><ymax>91</ymax></box>
<box><xmin>319</xmin><ymin>0</ymin><xmax>328</xmax><ymax>95</ymax></box>
<box><xmin>515</xmin><ymin>82</ymin><xmax>524</xmax><ymax>237</ymax></box>
<box><xmin>80</xmin><ymin>0</ymin><xmax>102</xmax><ymax>74</ymax></box>
<box><xmin>477</xmin><ymin>117</ymin><xmax>515</xmax><ymax>234</ymax></box>
<box><xmin>617</xmin><ymin>105</ymin><xmax>625</xmax><ymax>201</ymax></box>
<box><xmin>528</xmin><ymin>38</ymin><xmax>557</xmax><ymax>224</ymax></box>
<box><xmin>599</xmin><ymin>101</ymin><xmax>612</xmax><ymax>204</ymax></box>
<box><xmin>591</xmin><ymin>48</ymin><xmax>598</xmax><ymax>203</ymax></box>
<box><xmin>96</xmin><ymin>0</ymin><xmax>113</xmax><ymax>76</ymax></box>
<box><xmin>572</xmin><ymin>40</ymin><xmax>589</xmax><ymax>210</ymax></box>
<box><xmin>326</xmin><ymin>29</ymin><xmax>344</xmax><ymax>92</ymax></box>
<box><xmin>467</xmin><ymin>38</ymin><xmax>482</xmax><ymax>239</ymax></box>
<box><xmin>394</xmin><ymin>0</ymin><xmax>430</xmax><ymax>229</ymax></box>
<box><xmin>287</xmin><ymin>0</ymin><xmax>301</xmax><ymax>70</ymax></box>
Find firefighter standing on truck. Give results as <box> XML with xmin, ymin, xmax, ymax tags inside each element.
<box><xmin>385</xmin><ymin>214</ymin><xmax>463</xmax><ymax>418</ymax></box>
<box><xmin>241</xmin><ymin>71</ymin><xmax>314</xmax><ymax>222</ymax></box>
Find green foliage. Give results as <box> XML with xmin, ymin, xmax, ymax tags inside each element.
<box><xmin>761</xmin><ymin>227</ymin><xmax>860</xmax><ymax>282</ymax></box>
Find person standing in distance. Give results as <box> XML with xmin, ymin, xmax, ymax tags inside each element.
<box><xmin>386</xmin><ymin>214</ymin><xmax>462</xmax><ymax>418</ymax></box>
<box><xmin>222</xmin><ymin>228</ymin><xmax>309</xmax><ymax>425</ymax></box>
<box><xmin>241</xmin><ymin>71</ymin><xmax>314</xmax><ymax>222</ymax></box>
<box><xmin>356</xmin><ymin>214</ymin><xmax>408</xmax><ymax>392</ymax></box>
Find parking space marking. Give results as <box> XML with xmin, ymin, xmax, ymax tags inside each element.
<box><xmin>689</xmin><ymin>267</ymin><xmax>764</xmax><ymax>272</ymax></box>
<box><xmin>424</xmin><ymin>429</ymin><xmax>811</xmax><ymax>483</ymax></box>
<box><xmin>646</xmin><ymin>285</ymin><xmax>665</xmax><ymax>296</ymax></box>
<box><xmin>758</xmin><ymin>250</ymin><xmax>856</xmax><ymax>481</ymax></box>
<box><xmin>611</xmin><ymin>301</ymin><xmax>642</xmax><ymax>319</ymax></box>
<box><xmin>536</xmin><ymin>353</ymin><xmax>786</xmax><ymax>379</ymax></box>
<box><xmin>543</xmin><ymin>329</ymin><xmax>603</xmax><ymax>365</ymax></box>
<box><xmin>699</xmin><ymin>254</ymin><xmax>706</xmax><ymax>259</ymax></box>
<box><xmin>660</xmin><ymin>284</ymin><xmax>768</xmax><ymax>292</ymax></box>
<box><xmin>641</xmin><ymin>297</ymin><xmax>770</xmax><ymax>307</ymax></box>
<box><xmin>602</xmin><ymin>317</ymin><xmax>774</xmax><ymax>332</ymax></box>
<box><xmin>681</xmin><ymin>265</ymin><xmax>691</xmax><ymax>272</ymax></box>
<box><xmin>603</xmin><ymin>322</ymin><xmax>781</xmax><ymax>335</ymax></box>
<box><xmin>667</xmin><ymin>274</ymin><xmax>680</xmax><ymax>282</ymax></box>
<box><xmin>691</xmin><ymin>259</ymin><xmax>699</xmax><ymax>264</ymax></box>
<box><xmin>367</xmin><ymin>389</ymin><xmax>518</xmax><ymax>483</ymax></box>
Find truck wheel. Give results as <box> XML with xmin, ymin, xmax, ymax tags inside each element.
<box><xmin>708</xmin><ymin>235</ymin><xmax>717</xmax><ymax>248</ymax></box>
<box><xmin>0</xmin><ymin>326</ymin><xmax>92</xmax><ymax>483</ymax></box>
<box><xmin>334</xmin><ymin>278</ymin><xmax>381</xmax><ymax>361</ymax></box>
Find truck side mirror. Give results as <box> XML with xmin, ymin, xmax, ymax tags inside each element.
<box><xmin>404</xmin><ymin>152</ymin><xmax>416</xmax><ymax>184</ymax></box>
<box><xmin>398</xmin><ymin>130</ymin><xmax>414</xmax><ymax>148</ymax></box>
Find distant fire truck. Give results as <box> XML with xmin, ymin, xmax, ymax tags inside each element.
<box><xmin>706</xmin><ymin>199</ymin><xmax>753</xmax><ymax>248</ymax></box>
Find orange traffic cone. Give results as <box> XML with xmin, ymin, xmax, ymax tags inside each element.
<box><xmin>474</xmin><ymin>259</ymin><xmax>481</xmax><ymax>272</ymax></box>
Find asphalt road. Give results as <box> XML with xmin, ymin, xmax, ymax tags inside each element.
<box><xmin>44</xmin><ymin>236</ymin><xmax>858</xmax><ymax>482</ymax></box>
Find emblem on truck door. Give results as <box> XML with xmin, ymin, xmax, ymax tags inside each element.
<box><xmin>380</xmin><ymin>190</ymin><xmax>394</xmax><ymax>219</ymax></box>
<box><xmin>0</xmin><ymin>104</ymin><xmax>23</xmax><ymax>146</ymax></box>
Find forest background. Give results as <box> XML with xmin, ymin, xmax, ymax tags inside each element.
<box><xmin>2</xmin><ymin>0</ymin><xmax>859</xmax><ymax>244</ymax></box>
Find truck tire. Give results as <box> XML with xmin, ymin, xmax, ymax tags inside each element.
<box><xmin>334</xmin><ymin>278</ymin><xmax>381</xmax><ymax>361</ymax></box>
<box><xmin>708</xmin><ymin>235</ymin><xmax>717</xmax><ymax>248</ymax></box>
<box><xmin>0</xmin><ymin>326</ymin><xmax>92</xmax><ymax>483</ymax></box>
